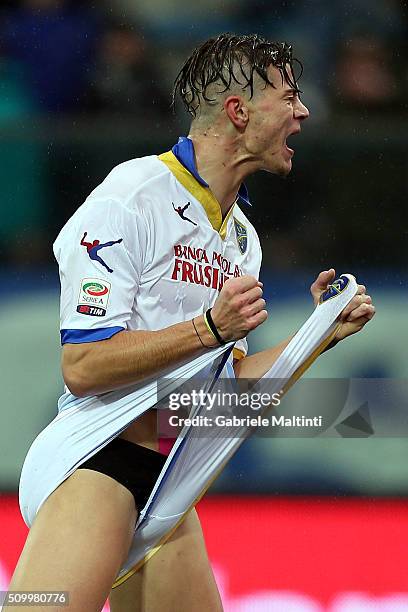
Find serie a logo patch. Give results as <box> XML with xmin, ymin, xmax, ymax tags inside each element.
<box><xmin>234</xmin><ymin>218</ymin><xmax>248</xmax><ymax>254</ymax></box>
<box><xmin>320</xmin><ymin>275</ymin><xmax>350</xmax><ymax>303</ymax></box>
<box><xmin>77</xmin><ymin>278</ymin><xmax>111</xmax><ymax>317</ymax></box>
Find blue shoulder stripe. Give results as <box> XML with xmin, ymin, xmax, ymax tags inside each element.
<box><xmin>60</xmin><ymin>327</ymin><xmax>125</xmax><ymax>345</ymax></box>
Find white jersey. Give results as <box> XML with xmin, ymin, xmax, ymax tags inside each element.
<box><xmin>53</xmin><ymin>136</ymin><xmax>261</xmax><ymax>359</ymax></box>
<box><xmin>19</xmin><ymin>136</ymin><xmax>262</xmax><ymax>585</ymax></box>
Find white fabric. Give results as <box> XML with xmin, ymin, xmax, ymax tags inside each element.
<box><xmin>53</xmin><ymin>154</ymin><xmax>261</xmax><ymax>353</ymax></box>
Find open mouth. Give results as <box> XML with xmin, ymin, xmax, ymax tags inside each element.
<box><xmin>284</xmin><ymin>128</ymin><xmax>301</xmax><ymax>156</ymax></box>
<box><xmin>284</xmin><ymin>142</ymin><xmax>294</xmax><ymax>156</ymax></box>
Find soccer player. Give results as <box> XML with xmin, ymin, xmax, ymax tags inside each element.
<box><xmin>9</xmin><ymin>34</ymin><xmax>375</xmax><ymax>612</ymax></box>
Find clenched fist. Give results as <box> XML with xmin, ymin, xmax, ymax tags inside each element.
<box><xmin>310</xmin><ymin>268</ymin><xmax>376</xmax><ymax>343</ymax></box>
<box><xmin>211</xmin><ymin>275</ymin><xmax>268</xmax><ymax>342</ymax></box>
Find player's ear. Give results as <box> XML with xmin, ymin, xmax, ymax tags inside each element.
<box><xmin>224</xmin><ymin>96</ymin><xmax>249</xmax><ymax>131</ymax></box>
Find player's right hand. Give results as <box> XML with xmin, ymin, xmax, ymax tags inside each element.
<box><xmin>211</xmin><ymin>275</ymin><xmax>268</xmax><ymax>342</ymax></box>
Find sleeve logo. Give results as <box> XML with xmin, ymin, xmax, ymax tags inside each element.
<box><xmin>80</xmin><ymin>231</ymin><xmax>123</xmax><ymax>273</ymax></box>
<box><xmin>77</xmin><ymin>278</ymin><xmax>111</xmax><ymax>316</ymax></box>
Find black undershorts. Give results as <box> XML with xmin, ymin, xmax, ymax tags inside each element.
<box><xmin>77</xmin><ymin>437</ymin><xmax>167</xmax><ymax>512</ymax></box>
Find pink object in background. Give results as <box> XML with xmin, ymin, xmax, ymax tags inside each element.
<box><xmin>158</xmin><ymin>437</ymin><xmax>177</xmax><ymax>456</ymax></box>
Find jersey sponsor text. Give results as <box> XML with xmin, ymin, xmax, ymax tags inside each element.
<box><xmin>171</xmin><ymin>244</ymin><xmax>242</xmax><ymax>290</ymax></box>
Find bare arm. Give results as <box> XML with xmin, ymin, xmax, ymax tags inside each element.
<box><xmin>62</xmin><ymin>275</ymin><xmax>268</xmax><ymax>397</ymax></box>
<box><xmin>63</xmin><ymin>317</ymin><xmax>211</xmax><ymax>397</ymax></box>
<box><xmin>233</xmin><ymin>335</ymin><xmax>293</xmax><ymax>379</ymax></box>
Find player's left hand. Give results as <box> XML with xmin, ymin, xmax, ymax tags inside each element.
<box><xmin>310</xmin><ymin>268</ymin><xmax>376</xmax><ymax>343</ymax></box>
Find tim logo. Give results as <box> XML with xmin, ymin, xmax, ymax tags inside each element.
<box><xmin>320</xmin><ymin>275</ymin><xmax>350</xmax><ymax>303</ymax></box>
<box><xmin>76</xmin><ymin>305</ymin><xmax>106</xmax><ymax>317</ymax></box>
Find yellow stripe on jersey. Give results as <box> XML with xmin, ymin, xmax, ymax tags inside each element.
<box><xmin>158</xmin><ymin>151</ymin><xmax>235</xmax><ymax>240</ymax></box>
<box><xmin>233</xmin><ymin>347</ymin><xmax>246</xmax><ymax>361</ymax></box>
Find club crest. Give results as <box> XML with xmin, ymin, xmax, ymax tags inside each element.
<box><xmin>234</xmin><ymin>218</ymin><xmax>248</xmax><ymax>254</ymax></box>
<box><xmin>320</xmin><ymin>275</ymin><xmax>350</xmax><ymax>303</ymax></box>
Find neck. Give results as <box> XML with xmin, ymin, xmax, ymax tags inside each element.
<box><xmin>188</xmin><ymin>130</ymin><xmax>256</xmax><ymax>217</ymax></box>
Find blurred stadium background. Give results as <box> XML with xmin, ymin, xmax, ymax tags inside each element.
<box><xmin>0</xmin><ymin>0</ymin><xmax>407</xmax><ymax>610</ymax></box>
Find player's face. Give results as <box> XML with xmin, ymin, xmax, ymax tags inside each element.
<box><xmin>247</xmin><ymin>65</ymin><xmax>309</xmax><ymax>176</ymax></box>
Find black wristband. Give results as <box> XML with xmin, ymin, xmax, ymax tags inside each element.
<box><xmin>205</xmin><ymin>308</ymin><xmax>226</xmax><ymax>345</ymax></box>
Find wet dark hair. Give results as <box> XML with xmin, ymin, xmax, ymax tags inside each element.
<box><xmin>172</xmin><ymin>33</ymin><xmax>303</xmax><ymax>118</ymax></box>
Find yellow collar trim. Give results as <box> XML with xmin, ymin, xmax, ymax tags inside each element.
<box><xmin>158</xmin><ymin>151</ymin><xmax>234</xmax><ymax>240</ymax></box>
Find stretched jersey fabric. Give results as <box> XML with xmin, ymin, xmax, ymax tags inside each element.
<box><xmin>18</xmin><ymin>136</ymin><xmax>261</xmax><ymax>582</ymax></box>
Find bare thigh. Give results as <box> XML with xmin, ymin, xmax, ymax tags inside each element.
<box><xmin>109</xmin><ymin>508</ymin><xmax>223</xmax><ymax>612</ymax></box>
<box><xmin>8</xmin><ymin>469</ymin><xmax>137</xmax><ymax>612</ymax></box>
